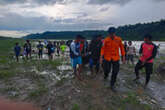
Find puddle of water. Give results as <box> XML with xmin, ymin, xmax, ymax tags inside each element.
<box><xmin>118</xmin><ymin>71</ymin><xmax>165</xmax><ymax>108</ymax></box>
<box><xmin>37</xmin><ymin>68</ymin><xmax>73</xmax><ymax>82</ymax></box>
<box><xmin>51</xmin><ymin>73</ymin><xmax>61</xmax><ymax>81</ymax></box>
<box><xmin>136</xmin><ymin>77</ymin><xmax>165</xmax><ymax>108</ymax></box>
<box><xmin>39</xmin><ymin>71</ymin><xmax>49</xmax><ymax>75</ymax></box>
<box><xmin>57</xmin><ymin>65</ymin><xmax>72</xmax><ymax>71</ymax></box>
<box><xmin>148</xmin><ymin>81</ymin><xmax>165</xmax><ymax>108</ymax></box>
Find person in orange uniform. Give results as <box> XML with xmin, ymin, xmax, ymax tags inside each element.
<box><xmin>100</xmin><ymin>27</ymin><xmax>126</xmax><ymax>91</ymax></box>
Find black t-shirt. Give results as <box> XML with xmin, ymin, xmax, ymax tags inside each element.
<box><xmin>89</xmin><ymin>40</ymin><xmax>102</xmax><ymax>59</ymax></box>
<box><xmin>47</xmin><ymin>44</ymin><xmax>54</xmax><ymax>53</ymax></box>
<box><xmin>24</xmin><ymin>43</ymin><xmax>31</xmax><ymax>51</ymax></box>
<box><xmin>37</xmin><ymin>44</ymin><xmax>44</xmax><ymax>51</ymax></box>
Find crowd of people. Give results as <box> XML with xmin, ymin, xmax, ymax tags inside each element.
<box><xmin>69</xmin><ymin>27</ymin><xmax>158</xmax><ymax>92</ymax></box>
<box><xmin>14</xmin><ymin>40</ymin><xmax>67</xmax><ymax>61</ymax></box>
<box><xmin>14</xmin><ymin>27</ymin><xmax>158</xmax><ymax>92</ymax></box>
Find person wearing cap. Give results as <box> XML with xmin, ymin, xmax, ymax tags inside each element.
<box><xmin>134</xmin><ymin>34</ymin><xmax>157</xmax><ymax>88</ymax></box>
<box><xmin>70</xmin><ymin>35</ymin><xmax>83</xmax><ymax>81</ymax></box>
<box><xmin>89</xmin><ymin>35</ymin><xmax>103</xmax><ymax>76</ymax></box>
<box><xmin>100</xmin><ymin>27</ymin><xmax>125</xmax><ymax>92</ymax></box>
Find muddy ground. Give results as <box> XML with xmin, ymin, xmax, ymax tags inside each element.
<box><xmin>0</xmin><ymin>52</ymin><xmax>165</xmax><ymax>110</ymax></box>
<box><xmin>0</xmin><ymin>40</ymin><xmax>165</xmax><ymax>110</ymax></box>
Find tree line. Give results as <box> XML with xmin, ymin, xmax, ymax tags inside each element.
<box><xmin>23</xmin><ymin>19</ymin><xmax>165</xmax><ymax>41</ymax></box>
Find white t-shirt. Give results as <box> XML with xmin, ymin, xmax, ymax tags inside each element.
<box><xmin>127</xmin><ymin>45</ymin><xmax>135</xmax><ymax>55</ymax></box>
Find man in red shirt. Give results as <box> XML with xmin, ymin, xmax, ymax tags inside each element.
<box><xmin>134</xmin><ymin>34</ymin><xmax>157</xmax><ymax>88</ymax></box>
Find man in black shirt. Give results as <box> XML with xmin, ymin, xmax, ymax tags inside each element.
<box><xmin>37</xmin><ymin>41</ymin><xmax>44</xmax><ymax>59</ymax></box>
<box><xmin>89</xmin><ymin>35</ymin><xmax>103</xmax><ymax>76</ymax></box>
<box><xmin>46</xmin><ymin>41</ymin><xmax>54</xmax><ymax>60</ymax></box>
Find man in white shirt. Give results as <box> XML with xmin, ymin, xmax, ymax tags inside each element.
<box><xmin>127</xmin><ymin>41</ymin><xmax>136</xmax><ymax>64</ymax></box>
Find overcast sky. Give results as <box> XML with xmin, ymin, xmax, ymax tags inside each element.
<box><xmin>0</xmin><ymin>0</ymin><xmax>165</xmax><ymax>37</ymax></box>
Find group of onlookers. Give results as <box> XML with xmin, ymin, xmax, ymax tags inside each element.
<box><xmin>14</xmin><ymin>40</ymin><xmax>67</xmax><ymax>62</ymax></box>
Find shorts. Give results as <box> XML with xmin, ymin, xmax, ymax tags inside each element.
<box><xmin>89</xmin><ymin>58</ymin><xmax>99</xmax><ymax>68</ymax></box>
<box><xmin>15</xmin><ymin>52</ymin><xmax>20</xmax><ymax>57</ymax></box>
<box><xmin>71</xmin><ymin>56</ymin><xmax>82</xmax><ymax>68</ymax></box>
<box><xmin>26</xmin><ymin>49</ymin><xmax>31</xmax><ymax>55</ymax></box>
<box><xmin>82</xmin><ymin>55</ymin><xmax>89</xmax><ymax>65</ymax></box>
<box><xmin>48</xmin><ymin>50</ymin><xmax>53</xmax><ymax>56</ymax></box>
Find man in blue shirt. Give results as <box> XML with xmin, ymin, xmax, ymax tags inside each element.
<box><xmin>14</xmin><ymin>42</ymin><xmax>21</xmax><ymax>62</ymax></box>
<box><xmin>70</xmin><ymin>35</ymin><xmax>82</xmax><ymax>81</ymax></box>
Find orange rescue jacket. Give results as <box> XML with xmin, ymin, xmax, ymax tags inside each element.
<box><xmin>101</xmin><ymin>36</ymin><xmax>125</xmax><ymax>61</ymax></box>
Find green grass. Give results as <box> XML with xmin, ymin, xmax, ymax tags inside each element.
<box><xmin>0</xmin><ymin>39</ymin><xmax>24</xmax><ymax>65</ymax></box>
<box><xmin>1</xmin><ymin>86</ymin><xmax>20</xmax><ymax>99</ymax></box>
<box><xmin>3</xmin><ymin>86</ymin><xmax>19</xmax><ymax>92</ymax></box>
<box><xmin>72</xmin><ymin>104</ymin><xmax>80</xmax><ymax>110</ymax></box>
<box><xmin>159</xmin><ymin>56</ymin><xmax>165</xmax><ymax>61</ymax></box>
<box><xmin>0</xmin><ymin>68</ymin><xmax>22</xmax><ymax>79</ymax></box>
<box><xmin>28</xmin><ymin>83</ymin><xmax>48</xmax><ymax>99</ymax></box>
<box><xmin>55</xmin><ymin>78</ymin><xmax>67</xmax><ymax>87</ymax></box>
<box><xmin>119</xmin><ymin>92</ymin><xmax>152</xmax><ymax>110</ymax></box>
<box><xmin>0</xmin><ymin>39</ymin><xmax>63</xmax><ymax>81</ymax></box>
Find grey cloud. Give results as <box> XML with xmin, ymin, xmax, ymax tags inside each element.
<box><xmin>87</xmin><ymin>0</ymin><xmax>132</xmax><ymax>5</ymax></box>
<box><xmin>99</xmin><ymin>7</ymin><xmax>110</xmax><ymax>12</ymax></box>
<box><xmin>0</xmin><ymin>0</ymin><xmax>65</xmax><ymax>5</ymax></box>
<box><xmin>0</xmin><ymin>13</ymin><xmax>49</xmax><ymax>31</ymax></box>
<box><xmin>0</xmin><ymin>0</ymin><xmax>27</xmax><ymax>4</ymax></box>
<box><xmin>0</xmin><ymin>0</ymin><xmax>165</xmax><ymax>6</ymax></box>
<box><xmin>87</xmin><ymin>0</ymin><xmax>165</xmax><ymax>5</ymax></box>
<box><xmin>0</xmin><ymin>12</ymin><xmax>111</xmax><ymax>32</ymax></box>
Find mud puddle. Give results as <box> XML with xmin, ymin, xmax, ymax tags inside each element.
<box><xmin>147</xmin><ymin>81</ymin><xmax>165</xmax><ymax>108</ymax></box>
<box><xmin>118</xmin><ymin>69</ymin><xmax>165</xmax><ymax>108</ymax></box>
